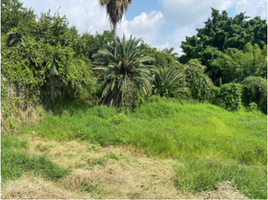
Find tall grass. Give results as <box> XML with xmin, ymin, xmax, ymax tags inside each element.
<box><xmin>17</xmin><ymin>97</ymin><xmax>267</xmax><ymax>198</ymax></box>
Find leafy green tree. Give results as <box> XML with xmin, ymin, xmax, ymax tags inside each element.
<box><xmin>1</xmin><ymin>4</ymin><xmax>95</xmax><ymax>104</ymax></box>
<box><xmin>151</xmin><ymin>66</ymin><xmax>189</xmax><ymax>98</ymax></box>
<box><xmin>213</xmin><ymin>43</ymin><xmax>267</xmax><ymax>84</ymax></box>
<box><xmin>140</xmin><ymin>44</ymin><xmax>179</xmax><ymax>68</ymax></box>
<box><xmin>78</xmin><ymin>30</ymin><xmax>114</xmax><ymax>60</ymax></box>
<box><xmin>93</xmin><ymin>34</ymin><xmax>155</xmax><ymax>108</ymax></box>
<box><xmin>1</xmin><ymin>0</ymin><xmax>35</xmax><ymax>33</ymax></box>
<box><xmin>99</xmin><ymin>0</ymin><xmax>133</xmax><ymax>57</ymax></box>
<box><xmin>179</xmin><ymin>8</ymin><xmax>267</xmax><ymax>83</ymax></box>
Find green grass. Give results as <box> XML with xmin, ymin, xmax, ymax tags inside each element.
<box><xmin>1</xmin><ymin>135</ymin><xmax>70</xmax><ymax>183</ymax></box>
<box><xmin>174</xmin><ymin>158</ymin><xmax>267</xmax><ymax>199</ymax></box>
<box><xmin>16</xmin><ymin>97</ymin><xmax>267</xmax><ymax>198</ymax></box>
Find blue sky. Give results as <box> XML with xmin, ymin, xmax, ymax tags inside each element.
<box><xmin>21</xmin><ymin>0</ymin><xmax>267</xmax><ymax>55</ymax></box>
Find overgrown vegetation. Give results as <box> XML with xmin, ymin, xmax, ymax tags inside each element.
<box><xmin>1</xmin><ymin>0</ymin><xmax>267</xmax><ymax>199</ymax></box>
<box><xmin>15</xmin><ymin>98</ymin><xmax>267</xmax><ymax>199</ymax></box>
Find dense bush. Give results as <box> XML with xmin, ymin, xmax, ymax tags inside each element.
<box><xmin>242</xmin><ymin>76</ymin><xmax>267</xmax><ymax>113</ymax></box>
<box><xmin>213</xmin><ymin>83</ymin><xmax>243</xmax><ymax>111</ymax></box>
<box><xmin>182</xmin><ymin>59</ymin><xmax>215</xmax><ymax>102</ymax></box>
<box><xmin>213</xmin><ymin>43</ymin><xmax>267</xmax><ymax>84</ymax></box>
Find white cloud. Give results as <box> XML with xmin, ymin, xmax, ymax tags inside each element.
<box><xmin>162</xmin><ymin>0</ymin><xmax>238</xmax><ymax>26</ymax></box>
<box><xmin>235</xmin><ymin>0</ymin><xmax>267</xmax><ymax>19</ymax></box>
<box><xmin>23</xmin><ymin>0</ymin><xmax>111</xmax><ymax>34</ymax></box>
<box><xmin>118</xmin><ymin>11</ymin><xmax>165</xmax><ymax>45</ymax></box>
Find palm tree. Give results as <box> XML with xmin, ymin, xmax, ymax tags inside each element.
<box><xmin>152</xmin><ymin>66</ymin><xmax>190</xmax><ymax>98</ymax></box>
<box><xmin>99</xmin><ymin>0</ymin><xmax>133</xmax><ymax>57</ymax></box>
<box><xmin>162</xmin><ymin>47</ymin><xmax>179</xmax><ymax>57</ymax></box>
<box><xmin>93</xmin><ymin>34</ymin><xmax>155</xmax><ymax>108</ymax></box>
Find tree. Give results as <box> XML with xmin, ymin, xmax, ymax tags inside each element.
<box><xmin>213</xmin><ymin>43</ymin><xmax>267</xmax><ymax>84</ymax></box>
<box><xmin>179</xmin><ymin>8</ymin><xmax>267</xmax><ymax>83</ymax></box>
<box><xmin>161</xmin><ymin>47</ymin><xmax>179</xmax><ymax>58</ymax></box>
<box><xmin>99</xmin><ymin>0</ymin><xmax>133</xmax><ymax>57</ymax></box>
<box><xmin>93</xmin><ymin>34</ymin><xmax>155</xmax><ymax>108</ymax></box>
<box><xmin>1</xmin><ymin>0</ymin><xmax>35</xmax><ymax>33</ymax></box>
<box><xmin>139</xmin><ymin>44</ymin><xmax>179</xmax><ymax>68</ymax></box>
<box><xmin>151</xmin><ymin>66</ymin><xmax>189</xmax><ymax>98</ymax></box>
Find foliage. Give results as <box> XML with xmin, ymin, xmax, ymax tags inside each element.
<box><xmin>241</xmin><ymin>76</ymin><xmax>267</xmax><ymax>113</ymax></box>
<box><xmin>140</xmin><ymin>43</ymin><xmax>179</xmax><ymax>68</ymax></box>
<box><xmin>151</xmin><ymin>66</ymin><xmax>190</xmax><ymax>98</ymax></box>
<box><xmin>182</xmin><ymin>59</ymin><xmax>216</xmax><ymax>101</ymax></box>
<box><xmin>1</xmin><ymin>0</ymin><xmax>36</xmax><ymax>33</ymax></box>
<box><xmin>161</xmin><ymin>47</ymin><xmax>179</xmax><ymax>57</ymax></box>
<box><xmin>79</xmin><ymin>30</ymin><xmax>114</xmax><ymax>60</ymax></box>
<box><xmin>213</xmin><ymin>83</ymin><xmax>243</xmax><ymax>111</ymax></box>
<box><xmin>213</xmin><ymin>43</ymin><xmax>267</xmax><ymax>84</ymax></box>
<box><xmin>1</xmin><ymin>2</ymin><xmax>98</xmax><ymax>134</ymax></box>
<box><xmin>93</xmin><ymin>34</ymin><xmax>155</xmax><ymax>109</ymax></box>
<box><xmin>179</xmin><ymin>8</ymin><xmax>267</xmax><ymax>83</ymax></box>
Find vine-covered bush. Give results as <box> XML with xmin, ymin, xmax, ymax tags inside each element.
<box><xmin>213</xmin><ymin>83</ymin><xmax>243</xmax><ymax>111</ymax></box>
<box><xmin>242</xmin><ymin>76</ymin><xmax>267</xmax><ymax>113</ymax></box>
<box><xmin>182</xmin><ymin>59</ymin><xmax>215</xmax><ymax>101</ymax></box>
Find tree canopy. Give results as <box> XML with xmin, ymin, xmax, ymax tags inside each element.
<box><xmin>179</xmin><ymin>8</ymin><xmax>267</xmax><ymax>83</ymax></box>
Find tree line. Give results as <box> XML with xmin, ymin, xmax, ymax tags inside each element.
<box><xmin>1</xmin><ymin>0</ymin><xmax>267</xmax><ymax>116</ymax></box>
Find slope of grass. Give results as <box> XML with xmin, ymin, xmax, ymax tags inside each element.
<box><xmin>14</xmin><ymin>97</ymin><xmax>267</xmax><ymax>198</ymax></box>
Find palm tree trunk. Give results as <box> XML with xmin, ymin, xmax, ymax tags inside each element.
<box><xmin>114</xmin><ymin>23</ymin><xmax>117</xmax><ymax>58</ymax></box>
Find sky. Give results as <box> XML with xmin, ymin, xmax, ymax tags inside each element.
<box><xmin>21</xmin><ymin>0</ymin><xmax>267</xmax><ymax>55</ymax></box>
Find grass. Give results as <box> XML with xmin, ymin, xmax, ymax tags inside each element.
<box><xmin>5</xmin><ymin>96</ymin><xmax>267</xmax><ymax>199</ymax></box>
<box><xmin>1</xmin><ymin>135</ymin><xmax>70</xmax><ymax>183</ymax></box>
<box><xmin>174</xmin><ymin>158</ymin><xmax>267</xmax><ymax>199</ymax></box>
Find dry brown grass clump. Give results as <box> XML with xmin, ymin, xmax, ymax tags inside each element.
<box><xmin>1</xmin><ymin>175</ymin><xmax>91</xmax><ymax>199</ymax></box>
<box><xmin>195</xmin><ymin>180</ymin><xmax>249</xmax><ymax>199</ymax></box>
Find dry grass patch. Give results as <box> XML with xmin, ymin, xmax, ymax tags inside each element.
<box><xmin>25</xmin><ymin>137</ymin><xmax>190</xmax><ymax>199</ymax></box>
<box><xmin>1</xmin><ymin>174</ymin><xmax>91</xmax><ymax>199</ymax></box>
<box><xmin>195</xmin><ymin>180</ymin><xmax>249</xmax><ymax>199</ymax></box>
<box><xmin>21</xmin><ymin>137</ymin><xmax>250</xmax><ymax>199</ymax></box>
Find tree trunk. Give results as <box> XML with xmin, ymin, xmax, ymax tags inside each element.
<box><xmin>114</xmin><ymin>23</ymin><xmax>117</xmax><ymax>58</ymax></box>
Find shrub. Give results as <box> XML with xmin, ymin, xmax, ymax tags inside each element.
<box><xmin>182</xmin><ymin>59</ymin><xmax>216</xmax><ymax>102</ymax></box>
<box><xmin>213</xmin><ymin>83</ymin><xmax>243</xmax><ymax>111</ymax></box>
<box><xmin>241</xmin><ymin>76</ymin><xmax>267</xmax><ymax>113</ymax></box>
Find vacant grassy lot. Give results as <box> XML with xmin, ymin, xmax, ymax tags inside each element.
<box><xmin>2</xmin><ymin>97</ymin><xmax>267</xmax><ymax>199</ymax></box>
